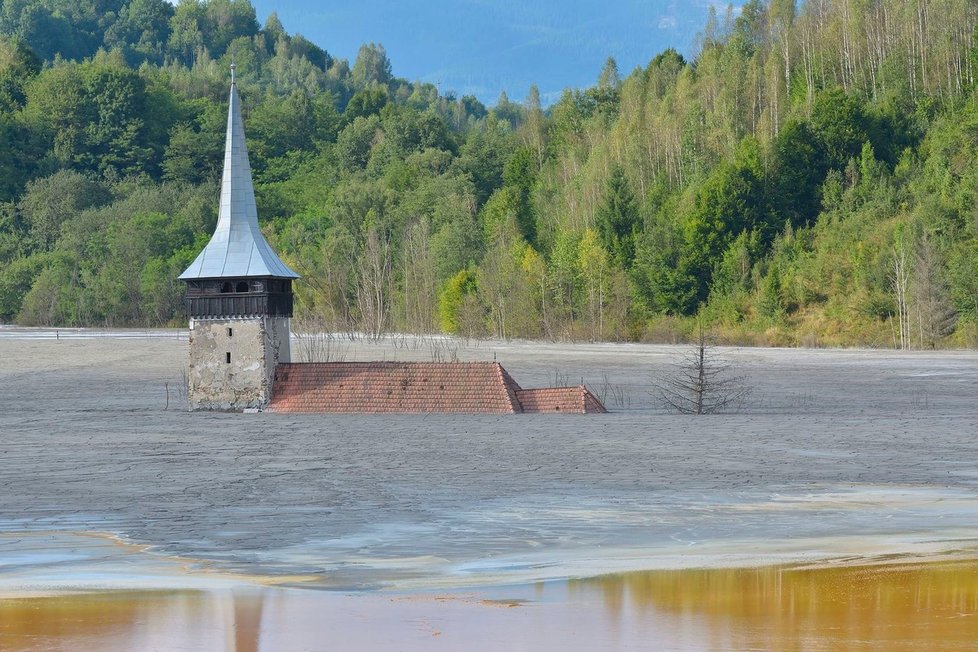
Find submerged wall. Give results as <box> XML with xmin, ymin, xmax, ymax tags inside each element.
<box><xmin>187</xmin><ymin>316</ymin><xmax>290</xmax><ymax>411</ymax></box>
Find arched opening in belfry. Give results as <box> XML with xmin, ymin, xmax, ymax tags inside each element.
<box><xmin>220</xmin><ymin>282</ymin><xmax>233</xmax><ymax>293</ymax></box>
<box><xmin>236</xmin><ymin>281</ymin><xmax>249</xmax><ymax>293</ymax></box>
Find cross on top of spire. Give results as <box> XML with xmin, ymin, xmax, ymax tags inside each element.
<box><xmin>230</xmin><ymin>61</ymin><xmax>236</xmax><ymax>85</ymax></box>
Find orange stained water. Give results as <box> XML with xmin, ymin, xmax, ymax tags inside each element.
<box><xmin>572</xmin><ymin>561</ymin><xmax>978</xmax><ymax>650</ymax></box>
<box><xmin>0</xmin><ymin>590</ymin><xmax>266</xmax><ymax>652</ymax></box>
<box><xmin>1</xmin><ymin>561</ymin><xmax>976</xmax><ymax>651</ymax></box>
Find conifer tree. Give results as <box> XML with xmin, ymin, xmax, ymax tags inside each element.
<box><xmin>595</xmin><ymin>164</ymin><xmax>638</xmax><ymax>266</ymax></box>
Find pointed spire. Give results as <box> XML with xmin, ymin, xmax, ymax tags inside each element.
<box><xmin>180</xmin><ymin>69</ymin><xmax>298</xmax><ymax>280</ymax></box>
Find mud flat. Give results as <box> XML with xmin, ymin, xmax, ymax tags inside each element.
<box><xmin>1</xmin><ymin>328</ymin><xmax>978</xmax><ymax>648</ymax></box>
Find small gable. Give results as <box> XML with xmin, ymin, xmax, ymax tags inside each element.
<box><xmin>516</xmin><ymin>386</ymin><xmax>608</xmax><ymax>414</ymax></box>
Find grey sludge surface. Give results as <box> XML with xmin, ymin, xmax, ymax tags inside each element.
<box><xmin>2</xmin><ymin>332</ymin><xmax>977</xmax><ymax>588</ymax></box>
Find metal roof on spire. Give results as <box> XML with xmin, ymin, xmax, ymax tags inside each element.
<box><xmin>179</xmin><ymin>68</ymin><xmax>299</xmax><ymax>281</ymax></box>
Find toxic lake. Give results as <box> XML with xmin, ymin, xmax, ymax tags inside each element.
<box><xmin>1</xmin><ymin>327</ymin><xmax>977</xmax><ymax>649</ymax></box>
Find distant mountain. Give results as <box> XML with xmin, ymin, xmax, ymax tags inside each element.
<box><xmin>248</xmin><ymin>0</ymin><xmax>735</xmax><ymax>105</ymax></box>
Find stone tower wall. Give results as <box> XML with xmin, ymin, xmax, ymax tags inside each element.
<box><xmin>187</xmin><ymin>316</ymin><xmax>290</xmax><ymax>411</ymax></box>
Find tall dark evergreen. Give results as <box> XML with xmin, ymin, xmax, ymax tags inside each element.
<box><xmin>596</xmin><ymin>164</ymin><xmax>638</xmax><ymax>266</ymax></box>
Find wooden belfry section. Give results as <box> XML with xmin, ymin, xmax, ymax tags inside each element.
<box><xmin>267</xmin><ymin>362</ymin><xmax>607</xmax><ymax>414</ymax></box>
<box><xmin>180</xmin><ymin>67</ymin><xmax>607</xmax><ymax>414</ymax></box>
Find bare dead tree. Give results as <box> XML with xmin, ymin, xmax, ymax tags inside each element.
<box><xmin>401</xmin><ymin>219</ymin><xmax>437</xmax><ymax>335</ymax></box>
<box><xmin>596</xmin><ymin>372</ymin><xmax>628</xmax><ymax>409</ymax></box>
<box><xmin>653</xmin><ymin>326</ymin><xmax>751</xmax><ymax>414</ymax></box>
<box><xmin>890</xmin><ymin>240</ymin><xmax>912</xmax><ymax>350</ymax></box>
<box><xmin>427</xmin><ymin>337</ymin><xmax>460</xmax><ymax>363</ymax></box>
<box><xmin>292</xmin><ymin>318</ymin><xmax>349</xmax><ymax>363</ymax></box>
<box><xmin>911</xmin><ymin>233</ymin><xmax>957</xmax><ymax>348</ymax></box>
<box><xmin>356</xmin><ymin>225</ymin><xmax>394</xmax><ymax>339</ymax></box>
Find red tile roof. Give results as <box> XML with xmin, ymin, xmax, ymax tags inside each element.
<box><xmin>515</xmin><ymin>386</ymin><xmax>608</xmax><ymax>414</ymax></box>
<box><xmin>268</xmin><ymin>362</ymin><xmax>520</xmax><ymax>413</ymax></box>
<box><xmin>582</xmin><ymin>388</ymin><xmax>608</xmax><ymax>414</ymax></box>
<box><xmin>266</xmin><ymin>362</ymin><xmax>607</xmax><ymax>414</ymax></box>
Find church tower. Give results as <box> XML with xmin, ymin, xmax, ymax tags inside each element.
<box><xmin>179</xmin><ymin>66</ymin><xmax>299</xmax><ymax>411</ymax></box>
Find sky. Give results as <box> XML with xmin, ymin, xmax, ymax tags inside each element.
<box><xmin>246</xmin><ymin>0</ymin><xmax>735</xmax><ymax>106</ymax></box>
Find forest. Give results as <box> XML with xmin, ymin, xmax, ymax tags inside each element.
<box><xmin>0</xmin><ymin>0</ymin><xmax>977</xmax><ymax>348</ymax></box>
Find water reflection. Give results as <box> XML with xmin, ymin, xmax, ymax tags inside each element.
<box><xmin>571</xmin><ymin>561</ymin><xmax>978</xmax><ymax>649</ymax></box>
<box><xmin>2</xmin><ymin>562</ymin><xmax>976</xmax><ymax>650</ymax></box>
<box><xmin>0</xmin><ymin>590</ymin><xmax>254</xmax><ymax>651</ymax></box>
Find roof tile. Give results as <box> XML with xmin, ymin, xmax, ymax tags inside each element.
<box><xmin>267</xmin><ymin>362</ymin><xmax>607</xmax><ymax>414</ymax></box>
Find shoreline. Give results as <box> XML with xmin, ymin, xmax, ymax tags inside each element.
<box><xmin>2</xmin><ymin>529</ymin><xmax>978</xmax><ymax>599</ymax></box>
<box><xmin>5</xmin><ymin>324</ymin><xmax>978</xmax><ymax>353</ymax></box>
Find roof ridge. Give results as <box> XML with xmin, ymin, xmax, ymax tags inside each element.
<box><xmin>493</xmin><ymin>362</ymin><xmax>521</xmax><ymax>413</ymax></box>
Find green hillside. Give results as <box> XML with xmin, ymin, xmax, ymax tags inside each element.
<box><xmin>0</xmin><ymin>0</ymin><xmax>976</xmax><ymax>348</ymax></box>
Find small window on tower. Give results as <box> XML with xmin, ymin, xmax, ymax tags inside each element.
<box><xmin>226</xmin><ymin>352</ymin><xmax>231</xmax><ymax>364</ymax></box>
<box><xmin>220</xmin><ymin>282</ymin><xmax>233</xmax><ymax>294</ymax></box>
<box><xmin>227</xmin><ymin>327</ymin><xmax>233</xmax><ymax>337</ymax></box>
<box><xmin>236</xmin><ymin>281</ymin><xmax>249</xmax><ymax>293</ymax></box>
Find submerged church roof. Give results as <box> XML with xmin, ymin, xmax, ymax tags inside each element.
<box><xmin>179</xmin><ymin>66</ymin><xmax>298</xmax><ymax>281</ymax></box>
<box><xmin>266</xmin><ymin>362</ymin><xmax>608</xmax><ymax>414</ymax></box>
